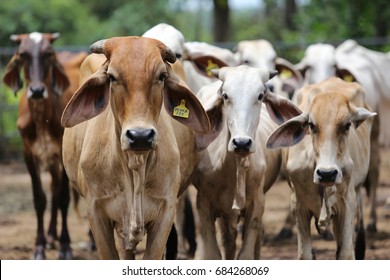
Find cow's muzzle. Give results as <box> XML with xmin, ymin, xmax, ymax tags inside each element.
<box><xmin>125</xmin><ymin>128</ymin><xmax>156</xmax><ymax>152</ymax></box>
<box><xmin>28</xmin><ymin>85</ymin><xmax>46</xmax><ymax>100</ymax></box>
<box><xmin>232</xmin><ymin>137</ymin><xmax>252</xmax><ymax>156</ymax></box>
<box><xmin>315</xmin><ymin>168</ymin><xmax>338</xmax><ymax>186</ymax></box>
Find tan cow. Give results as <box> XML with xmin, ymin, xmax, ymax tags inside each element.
<box><xmin>267</xmin><ymin>77</ymin><xmax>376</xmax><ymax>259</ymax></box>
<box><xmin>61</xmin><ymin>36</ymin><xmax>210</xmax><ymax>259</ymax></box>
<box><xmin>192</xmin><ymin>65</ymin><xmax>301</xmax><ymax>259</ymax></box>
<box><xmin>2</xmin><ymin>32</ymin><xmax>87</xmax><ymax>259</ymax></box>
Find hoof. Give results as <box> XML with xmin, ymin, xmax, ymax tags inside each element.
<box><xmin>46</xmin><ymin>235</ymin><xmax>57</xmax><ymax>249</ymax></box>
<box><xmin>33</xmin><ymin>245</ymin><xmax>46</xmax><ymax>260</ymax></box>
<box><xmin>59</xmin><ymin>244</ymin><xmax>73</xmax><ymax>260</ymax></box>
<box><xmin>277</xmin><ymin>228</ymin><xmax>293</xmax><ymax>240</ymax></box>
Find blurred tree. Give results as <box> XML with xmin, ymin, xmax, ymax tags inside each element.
<box><xmin>213</xmin><ymin>0</ymin><xmax>230</xmax><ymax>42</ymax></box>
<box><xmin>0</xmin><ymin>0</ymin><xmax>100</xmax><ymax>46</ymax></box>
<box><xmin>284</xmin><ymin>0</ymin><xmax>297</xmax><ymax>31</ymax></box>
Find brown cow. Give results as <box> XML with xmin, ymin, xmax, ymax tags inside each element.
<box><xmin>267</xmin><ymin>77</ymin><xmax>376</xmax><ymax>259</ymax></box>
<box><xmin>2</xmin><ymin>32</ymin><xmax>87</xmax><ymax>259</ymax></box>
<box><xmin>61</xmin><ymin>36</ymin><xmax>210</xmax><ymax>259</ymax></box>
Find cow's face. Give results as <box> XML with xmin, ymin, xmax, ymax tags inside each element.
<box><xmin>2</xmin><ymin>32</ymin><xmax>69</xmax><ymax>99</ymax></box>
<box><xmin>298</xmin><ymin>44</ymin><xmax>337</xmax><ymax>85</ymax></box>
<box><xmin>267</xmin><ymin>90</ymin><xmax>376</xmax><ymax>187</ymax></box>
<box><xmin>62</xmin><ymin>36</ymin><xmax>210</xmax><ymax>154</ymax></box>
<box><xmin>217</xmin><ymin>66</ymin><xmax>272</xmax><ymax>156</ymax></box>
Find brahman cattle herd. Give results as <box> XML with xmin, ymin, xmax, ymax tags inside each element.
<box><xmin>3</xmin><ymin>23</ymin><xmax>389</xmax><ymax>260</ymax></box>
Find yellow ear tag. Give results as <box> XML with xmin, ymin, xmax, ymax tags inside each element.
<box><xmin>173</xmin><ymin>99</ymin><xmax>190</xmax><ymax>119</ymax></box>
<box><xmin>280</xmin><ymin>68</ymin><xmax>293</xmax><ymax>80</ymax></box>
<box><xmin>343</xmin><ymin>74</ymin><xmax>354</xmax><ymax>82</ymax></box>
<box><xmin>206</xmin><ymin>59</ymin><xmax>219</xmax><ymax>76</ymax></box>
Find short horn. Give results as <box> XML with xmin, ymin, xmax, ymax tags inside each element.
<box><xmin>90</xmin><ymin>39</ymin><xmax>107</xmax><ymax>54</ymax></box>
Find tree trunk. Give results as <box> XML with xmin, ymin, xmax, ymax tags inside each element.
<box><xmin>213</xmin><ymin>0</ymin><xmax>230</xmax><ymax>42</ymax></box>
<box><xmin>284</xmin><ymin>0</ymin><xmax>296</xmax><ymax>31</ymax></box>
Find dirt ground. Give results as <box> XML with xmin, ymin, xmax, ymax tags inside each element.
<box><xmin>1</xmin><ymin>149</ymin><xmax>390</xmax><ymax>260</ymax></box>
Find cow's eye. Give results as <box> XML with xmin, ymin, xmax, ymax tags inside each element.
<box><xmin>159</xmin><ymin>72</ymin><xmax>167</xmax><ymax>82</ymax></box>
<box><xmin>108</xmin><ymin>74</ymin><xmax>117</xmax><ymax>83</ymax></box>
<box><xmin>344</xmin><ymin>122</ymin><xmax>351</xmax><ymax>132</ymax></box>
<box><xmin>258</xmin><ymin>92</ymin><xmax>264</xmax><ymax>100</ymax></box>
<box><xmin>308</xmin><ymin>122</ymin><xmax>318</xmax><ymax>133</ymax></box>
<box><xmin>222</xmin><ymin>93</ymin><xmax>228</xmax><ymax>100</ymax></box>
<box><xmin>175</xmin><ymin>53</ymin><xmax>182</xmax><ymax>59</ymax></box>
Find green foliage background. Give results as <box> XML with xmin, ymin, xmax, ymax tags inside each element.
<box><xmin>0</xmin><ymin>0</ymin><xmax>389</xmax><ymax>160</ymax></box>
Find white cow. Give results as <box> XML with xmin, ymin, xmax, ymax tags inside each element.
<box><xmin>192</xmin><ymin>65</ymin><xmax>301</xmax><ymax>259</ymax></box>
<box><xmin>183</xmin><ymin>41</ymin><xmax>238</xmax><ymax>93</ymax></box>
<box><xmin>295</xmin><ymin>42</ymin><xmax>381</xmax><ymax>232</ymax></box>
<box><xmin>234</xmin><ymin>39</ymin><xmax>303</xmax><ymax>99</ymax></box>
<box><xmin>267</xmin><ymin>77</ymin><xmax>376</xmax><ymax>259</ymax></box>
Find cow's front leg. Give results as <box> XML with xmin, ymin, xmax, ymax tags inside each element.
<box><xmin>88</xmin><ymin>201</ymin><xmax>118</xmax><ymax>259</ymax></box>
<box><xmin>195</xmin><ymin>188</ymin><xmax>222</xmax><ymax>259</ymax></box>
<box><xmin>333</xmin><ymin>191</ymin><xmax>356</xmax><ymax>260</ymax></box>
<box><xmin>237</xmin><ymin>188</ymin><xmax>265</xmax><ymax>260</ymax></box>
<box><xmin>295</xmin><ymin>204</ymin><xmax>313</xmax><ymax>260</ymax></box>
<box><xmin>143</xmin><ymin>200</ymin><xmax>177</xmax><ymax>260</ymax></box>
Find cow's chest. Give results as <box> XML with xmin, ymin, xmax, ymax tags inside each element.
<box><xmin>30</xmin><ymin>128</ymin><xmax>62</xmax><ymax>170</ymax></box>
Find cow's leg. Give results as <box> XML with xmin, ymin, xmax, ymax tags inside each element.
<box><xmin>24</xmin><ymin>149</ymin><xmax>47</xmax><ymax>259</ymax></box>
<box><xmin>143</xmin><ymin>201</ymin><xmax>177</xmax><ymax>260</ymax></box>
<box><xmin>237</xmin><ymin>189</ymin><xmax>265</xmax><ymax>260</ymax></box>
<box><xmin>88</xmin><ymin>204</ymin><xmax>118</xmax><ymax>259</ymax></box>
<box><xmin>332</xmin><ymin>191</ymin><xmax>356</xmax><ymax>260</ymax></box>
<box><xmin>58</xmin><ymin>169</ymin><xmax>72</xmax><ymax>259</ymax></box>
<box><xmin>218</xmin><ymin>214</ymin><xmax>237</xmax><ymax>260</ymax></box>
<box><xmin>195</xmin><ymin>189</ymin><xmax>221</xmax><ymax>259</ymax></box>
<box><xmin>365</xmin><ymin>115</ymin><xmax>379</xmax><ymax>232</ymax></box>
<box><xmin>47</xmin><ymin>164</ymin><xmax>61</xmax><ymax>249</ymax></box>
<box><xmin>175</xmin><ymin>191</ymin><xmax>188</xmax><ymax>259</ymax></box>
<box><xmin>294</xmin><ymin>199</ymin><xmax>313</xmax><ymax>260</ymax></box>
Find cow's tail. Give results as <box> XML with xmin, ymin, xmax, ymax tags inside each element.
<box><xmin>355</xmin><ymin>186</ymin><xmax>366</xmax><ymax>260</ymax></box>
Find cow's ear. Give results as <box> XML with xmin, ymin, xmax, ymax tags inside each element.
<box><xmin>194</xmin><ymin>88</ymin><xmax>224</xmax><ymax>151</ymax></box>
<box><xmin>61</xmin><ymin>62</ymin><xmax>109</xmax><ymax>128</ymax></box>
<box><xmin>185</xmin><ymin>54</ymin><xmax>228</xmax><ymax>77</ymax></box>
<box><xmin>163</xmin><ymin>65</ymin><xmax>210</xmax><ymax>135</ymax></box>
<box><xmin>52</xmin><ymin>59</ymin><xmax>70</xmax><ymax>95</ymax></box>
<box><xmin>266</xmin><ymin>113</ymin><xmax>309</xmax><ymax>149</ymax></box>
<box><xmin>2</xmin><ymin>53</ymin><xmax>23</xmax><ymax>95</ymax></box>
<box><xmin>336</xmin><ymin>68</ymin><xmax>356</xmax><ymax>82</ymax></box>
<box><xmin>275</xmin><ymin>57</ymin><xmax>303</xmax><ymax>93</ymax></box>
<box><xmin>263</xmin><ymin>89</ymin><xmax>302</xmax><ymax>125</ymax></box>
<box><xmin>351</xmin><ymin>106</ymin><xmax>377</xmax><ymax>129</ymax></box>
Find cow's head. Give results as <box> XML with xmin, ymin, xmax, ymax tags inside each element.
<box><xmin>296</xmin><ymin>43</ymin><xmax>356</xmax><ymax>86</ymax></box>
<box><xmin>195</xmin><ymin>65</ymin><xmax>302</xmax><ymax>155</ymax></box>
<box><xmin>2</xmin><ymin>32</ymin><xmax>69</xmax><ymax>99</ymax></box>
<box><xmin>62</xmin><ymin>36</ymin><xmax>210</xmax><ymax>153</ymax></box>
<box><xmin>267</xmin><ymin>82</ymin><xmax>376</xmax><ymax>186</ymax></box>
<box><xmin>234</xmin><ymin>40</ymin><xmax>303</xmax><ymax>97</ymax></box>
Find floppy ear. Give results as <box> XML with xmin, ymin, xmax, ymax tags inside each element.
<box><xmin>52</xmin><ymin>59</ymin><xmax>70</xmax><ymax>95</ymax></box>
<box><xmin>351</xmin><ymin>106</ymin><xmax>377</xmax><ymax>129</ymax></box>
<box><xmin>2</xmin><ymin>53</ymin><xmax>23</xmax><ymax>95</ymax></box>
<box><xmin>163</xmin><ymin>65</ymin><xmax>210</xmax><ymax>135</ymax></box>
<box><xmin>275</xmin><ymin>57</ymin><xmax>303</xmax><ymax>93</ymax></box>
<box><xmin>336</xmin><ymin>68</ymin><xmax>356</xmax><ymax>83</ymax></box>
<box><xmin>194</xmin><ymin>91</ymin><xmax>224</xmax><ymax>151</ymax></box>
<box><xmin>186</xmin><ymin>54</ymin><xmax>228</xmax><ymax>77</ymax></box>
<box><xmin>263</xmin><ymin>89</ymin><xmax>302</xmax><ymax>125</ymax></box>
<box><xmin>266</xmin><ymin>113</ymin><xmax>309</xmax><ymax>149</ymax></box>
<box><xmin>61</xmin><ymin>62</ymin><xmax>109</xmax><ymax>127</ymax></box>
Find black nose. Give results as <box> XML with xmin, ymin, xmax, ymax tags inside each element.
<box><xmin>232</xmin><ymin>138</ymin><xmax>252</xmax><ymax>153</ymax></box>
<box><xmin>30</xmin><ymin>86</ymin><xmax>45</xmax><ymax>99</ymax></box>
<box><xmin>316</xmin><ymin>169</ymin><xmax>338</xmax><ymax>183</ymax></box>
<box><xmin>126</xmin><ymin>128</ymin><xmax>156</xmax><ymax>151</ymax></box>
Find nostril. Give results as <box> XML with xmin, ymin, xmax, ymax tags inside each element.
<box><xmin>125</xmin><ymin>128</ymin><xmax>156</xmax><ymax>151</ymax></box>
<box><xmin>30</xmin><ymin>86</ymin><xmax>45</xmax><ymax>99</ymax></box>
<box><xmin>232</xmin><ymin>138</ymin><xmax>252</xmax><ymax>150</ymax></box>
<box><xmin>317</xmin><ymin>169</ymin><xmax>338</xmax><ymax>182</ymax></box>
